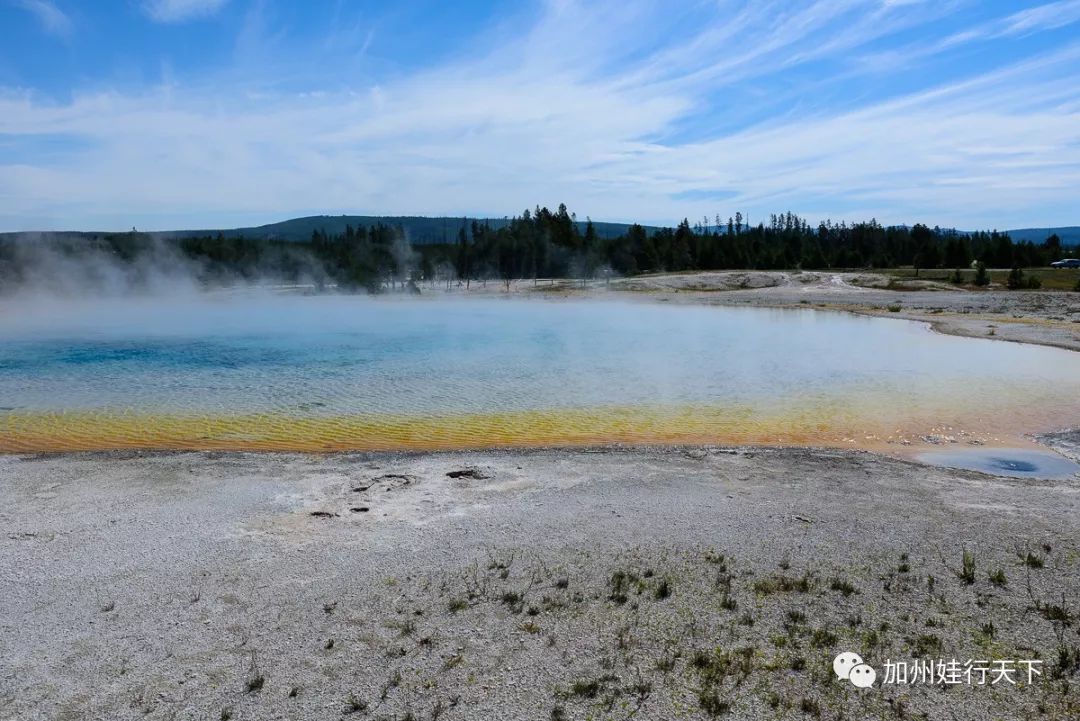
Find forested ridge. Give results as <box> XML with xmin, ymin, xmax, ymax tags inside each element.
<box><xmin>1</xmin><ymin>205</ymin><xmax>1073</xmax><ymax>292</ymax></box>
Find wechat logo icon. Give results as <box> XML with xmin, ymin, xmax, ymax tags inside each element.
<box><xmin>834</xmin><ymin>652</ymin><xmax>876</xmax><ymax>688</ymax></box>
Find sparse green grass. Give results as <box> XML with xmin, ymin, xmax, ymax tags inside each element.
<box><xmin>1037</xmin><ymin>599</ymin><xmax>1073</xmax><ymax>625</ymax></box>
<box><xmin>390</xmin><ymin>619</ymin><xmax>416</xmax><ymax>636</ymax></box>
<box><xmin>344</xmin><ymin>695</ymin><xmax>368</xmax><ymax>714</ymax></box>
<box><xmin>380</xmin><ymin>670</ymin><xmax>402</xmax><ymax>701</ymax></box>
<box><xmin>882</xmin><ymin>266</ymin><xmax>1080</xmax><ymax>290</ymax></box>
<box><xmin>568</xmin><ymin>674</ymin><xmax>615</xmax><ymax>699</ymax></box>
<box><xmin>608</xmin><ymin>570</ymin><xmax>632</xmax><ymax>605</ymax></box>
<box><xmin>697</xmin><ymin>690</ymin><xmax>731</xmax><ymax>716</ymax></box>
<box><xmin>810</xmin><ymin>629</ymin><xmax>838</xmax><ymax>648</ymax></box>
<box><xmin>753</xmin><ymin>571</ymin><xmax>814</xmax><ymax>596</ymax></box>
<box><xmin>910</xmin><ymin>633</ymin><xmax>943</xmax><ymax>657</ymax></box>
<box><xmin>828</xmin><ymin>576</ymin><xmax>857</xmax><ymax>596</ymax></box>
<box><xmin>213</xmin><ymin>542</ymin><xmax>1080</xmax><ymax>719</ymax></box>
<box><xmin>1052</xmin><ymin>646</ymin><xmax>1080</xmax><ymax>679</ymax></box>
<box><xmin>1022</xmin><ymin>551</ymin><xmax>1045</xmax><ymax>569</ymax></box>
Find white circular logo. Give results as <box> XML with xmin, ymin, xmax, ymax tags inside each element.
<box><xmin>833</xmin><ymin>651</ymin><xmax>863</xmax><ymax>680</ymax></box>
<box><xmin>849</xmin><ymin>663</ymin><xmax>877</xmax><ymax>688</ymax></box>
<box><xmin>834</xmin><ymin>652</ymin><xmax>876</xmax><ymax>688</ymax></box>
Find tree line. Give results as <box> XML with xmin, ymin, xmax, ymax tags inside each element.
<box><xmin>303</xmin><ymin>206</ymin><xmax>1070</xmax><ymax>290</ymax></box>
<box><xmin>0</xmin><ymin>205</ymin><xmax>1071</xmax><ymax>293</ymax></box>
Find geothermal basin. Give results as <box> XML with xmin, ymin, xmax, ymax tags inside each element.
<box><xmin>1</xmin><ymin>294</ymin><xmax>1079</xmax><ymax>456</ymax></box>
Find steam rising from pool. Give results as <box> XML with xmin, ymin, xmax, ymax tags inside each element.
<box><xmin>1</xmin><ymin>295</ymin><xmax>1079</xmax><ymax>453</ymax></box>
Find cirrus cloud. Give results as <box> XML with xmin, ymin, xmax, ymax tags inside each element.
<box><xmin>142</xmin><ymin>0</ymin><xmax>228</xmax><ymax>23</ymax></box>
<box><xmin>12</xmin><ymin>0</ymin><xmax>72</xmax><ymax>37</ymax></box>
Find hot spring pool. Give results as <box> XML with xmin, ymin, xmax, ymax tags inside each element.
<box><xmin>1</xmin><ymin>294</ymin><xmax>1079</xmax><ymax>454</ymax></box>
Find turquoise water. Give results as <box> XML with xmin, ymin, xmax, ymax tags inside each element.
<box><xmin>916</xmin><ymin>448</ymin><xmax>1080</xmax><ymax>479</ymax></box>
<box><xmin>1</xmin><ymin>294</ymin><xmax>1079</xmax><ymax>452</ymax></box>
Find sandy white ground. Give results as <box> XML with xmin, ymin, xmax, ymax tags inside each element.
<box><xmin>2</xmin><ymin>442</ymin><xmax>1080</xmax><ymax>721</ymax></box>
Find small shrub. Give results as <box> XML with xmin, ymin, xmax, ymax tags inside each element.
<box><xmin>988</xmin><ymin>569</ymin><xmax>1006</xmax><ymax>586</ymax></box>
<box><xmin>344</xmin><ymin>695</ymin><xmax>368</xmax><ymax>714</ymax></box>
<box><xmin>391</xmin><ymin>619</ymin><xmax>416</xmax><ymax>636</ymax></box>
<box><xmin>569</xmin><ymin>677</ymin><xmax>605</xmax><ymax>698</ymax></box>
<box><xmin>810</xmin><ymin>629</ymin><xmax>838</xmax><ymax>648</ymax></box>
<box><xmin>753</xmin><ymin>571</ymin><xmax>814</xmax><ymax>595</ymax></box>
<box><xmin>1052</xmin><ymin>646</ymin><xmax>1080</xmax><ymax>679</ymax></box>
<box><xmin>697</xmin><ymin>691</ymin><xmax>730</xmax><ymax>716</ymax></box>
<box><xmin>608</xmin><ymin>571</ymin><xmax>631</xmax><ymax>605</ymax></box>
<box><xmin>1038</xmin><ymin>601</ymin><xmax>1072</xmax><ymax>625</ymax></box>
<box><xmin>829</xmin><ymin>577</ymin><xmax>857</xmax><ymax>596</ymax></box>
<box><xmin>380</xmin><ymin>670</ymin><xmax>402</xmax><ymax>700</ymax></box>
<box><xmin>974</xmin><ymin>261</ymin><xmax>989</xmax><ymax>286</ymax></box>
<box><xmin>958</xmin><ymin>550</ymin><xmax>976</xmax><ymax>584</ymax></box>
<box><xmin>1007</xmin><ymin>266</ymin><xmax>1025</xmax><ymax>289</ymax></box>
<box><xmin>911</xmin><ymin>633</ymin><xmax>942</xmax><ymax>657</ymax></box>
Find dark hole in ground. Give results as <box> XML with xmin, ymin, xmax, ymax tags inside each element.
<box><xmin>446</xmin><ymin>468</ymin><xmax>491</xmax><ymax>480</ymax></box>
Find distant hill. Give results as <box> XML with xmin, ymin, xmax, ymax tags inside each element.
<box><xmin>216</xmin><ymin>215</ymin><xmax>659</xmax><ymax>244</ymax></box>
<box><xmin>0</xmin><ymin>215</ymin><xmax>658</xmax><ymax>245</ymax></box>
<box><xmin>1007</xmin><ymin>227</ymin><xmax>1080</xmax><ymax>246</ymax></box>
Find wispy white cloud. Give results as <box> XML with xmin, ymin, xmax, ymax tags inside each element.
<box><xmin>13</xmin><ymin>0</ymin><xmax>72</xmax><ymax>37</ymax></box>
<box><xmin>1001</xmin><ymin>0</ymin><xmax>1080</xmax><ymax>35</ymax></box>
<box><xmin>142</xmin><ymin>0</ymin><xmax>228</xmax><ymax>23</ymax></box>
<box><xmin>1</xmin><ymin>0</ymin><xmax>1078</xmax><ymax>230</ymax></box>
<box><xmin>934</xmin><ymin>0</ymin><xmax>1080</xmax><ymax>50</ymax></box>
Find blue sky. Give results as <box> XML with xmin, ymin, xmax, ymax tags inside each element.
<box><xmin>1</xmin><ymin>0</ymin><xmax>1079</xmax><ymax>232</ymax></box>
